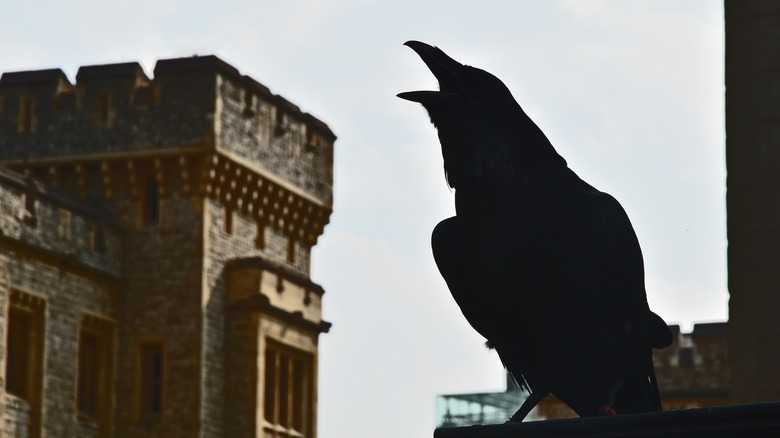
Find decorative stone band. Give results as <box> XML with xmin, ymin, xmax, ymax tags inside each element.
<box><xmin>225</xmin><ymin>256</ymin><xmax>330</xmax><ymax>333</ymax></box>
<box><xmin>7</xmin><ymin>149</ymin><xmax>331</xmax><ymax>246</ymax></box>
<box><xmin>226</xmin><ymin>293</ymin><xmax>332</xmax><ymax>335</ymax></box>
<box><xmin>201</xmin><ymin>152</ymin><xmax>331</xmax><ymax>246</ymax></box>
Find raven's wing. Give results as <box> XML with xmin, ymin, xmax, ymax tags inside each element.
<box><xmin>432</xmin><ymin>172</ymin><xmax>668</xmax><ymax>415</ymax></box>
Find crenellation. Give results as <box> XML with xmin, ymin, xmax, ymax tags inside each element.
<box><xmin>0</xmin><ymin>68</ymin><xmax>71</xmax><ymax>88</ymax></box>
<box><xmin>0</xmin><ymin>69</ymin><xmax>74</xmax><ymax>137</ymax></box>
<box><xmin>0</xmin><ymin>56</ymin><xmax>334</xmax><ymax>214</ymax></box>
<box><xmin>73</xmin><ymin>62</ymin><xmax>153</xmax><ymax>130</ymax></box>
<box><xmin>75</xmin><ymin>62</ymin><xmax>149</xmax><ymax>89</ymax></box>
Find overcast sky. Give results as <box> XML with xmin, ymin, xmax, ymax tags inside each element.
<box><xmin>1</xmin><ymin>1</ymin><xmax>725</xmax><ymax>437</ymax></box>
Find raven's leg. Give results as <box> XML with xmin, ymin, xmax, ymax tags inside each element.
<box><xmin>599</xmin><ymin>380</ymin><xmax>623</xmax><ymax>415</ymax></box>
<box><xmin>507</xmin><ymin>389</ymin><xmax>549</xmax><ymax>422</ymax></box>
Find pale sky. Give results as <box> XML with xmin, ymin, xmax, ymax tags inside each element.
<box><xmin>1</xmin><ymin>1</ymin><xmax>725</xmax><ymax>437</ymax></box>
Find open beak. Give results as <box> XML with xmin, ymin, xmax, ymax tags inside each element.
<box><xmin>397</xmin><ymin>40</ymin><xmax>463</xmax><ymax>104</ymax></box>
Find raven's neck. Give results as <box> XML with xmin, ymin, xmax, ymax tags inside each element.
<box><xmin>453</xmin><ymin>166</ymin><xmax>586</xmax><ymax>217</ymax></box>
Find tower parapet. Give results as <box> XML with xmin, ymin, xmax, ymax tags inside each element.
<box><xmin>0</xmin><ymin>55</ymin><xmax>334</xmax><ymax>208</ymax></box>
<box><xmin>0</xmin><ymin>55</ymin><xmax>334</xmax><ymax>247</ymax></box>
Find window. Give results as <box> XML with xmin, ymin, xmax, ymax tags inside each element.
<box><xmin>224</xmin><ymin>207</ymin><xmax>233</xmax><ymax>235</ymax></box>
<box><xmin>286</xmin><ymin>237</ymin><xmax>296</xmax><ymax>264</ymax></box>
<box><xmin>77</xmin><ymin>316</ymin><xmax>113</xmax><ymax>419</ymax></box>
<box><xmin>137</xmin><ymin>341</ymin><xmax>164</xmax><ymax>419</ymax></box>
<box><xmin>264</xmin><ymin>340</ymin><xmax>313</xmax><ymax>435</ymax></box>
<box><xmin>16</xmin><ymin>96</ymin><xmax>36</xmax><ymax>132</ymax></box>
<box><xmin>93</xmin><ymin>92</ymin><xmax>112</xmax><ymax>126</ymax></box>
<box><xmin>6</xmin><ymin>307</ymin><xmax>32</xmax><ymax>398</ymax></box>
<box><xmin>255</xmin><ymin>223</ymin><xmax>266</xmax><ymax>249</ymax></box>
<box><xmin>142</xmin><ymin>177</ymin><xmax>159</xmax><ymax>226</ymax></box>
<box><xmin>78</xmin><ymin>333</ymin><xmax>99</xmax><ymax>415</ymax></box>
<box><xmin>5</xmin><ymin>292</ymin><xmax>44</xmax><ymax>402</ymax></box>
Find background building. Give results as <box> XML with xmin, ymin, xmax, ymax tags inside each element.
<box><xmin>725</xmin><ymin>0</ymin><xmax>780</xmax><ymax>405</ymax></box>
<box><xmin>0</xmin><ymin>55</ymin><xmax>334</xmax><ymax>438</ymax></box>
<box><xmin>528</xmin><ymin>322</ymin><xmax>729</xmax><ymax>421</ymax></box>
<box><xmin>436</xmin><ymin>322</ymin><xmax>729</xmax><ymax>425</ymax></box>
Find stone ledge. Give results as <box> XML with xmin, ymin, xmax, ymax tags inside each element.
<box><xmin>226</xmin><ymin>293</ymin><xmax>332</xmax><ymax>334</ymax></box>
<box><xmin>434</xmin><ymin>402</ymin><xmax>780</xmax><ymax>438</ymax></box>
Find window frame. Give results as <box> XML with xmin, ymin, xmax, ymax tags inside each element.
<box><xmin>134</xmin><ymin>337</ymin><xmax>166</xmax><ymax>422</ymax></box>
<box><xmin>5</xmin><ymin>291</ymin><xmax>45</xmax><ymax>402</ymax></box>
<box><xmin>141</xmin><ymin>176</ymin><xmax>160</xmax><ymax>227</ymax></box>
<box><xmin>263</xmin><ymin>339</ymin><xmax>314</xmax><ymax>436</ymax></box>
<box><xmin>76</xmin><ymin>314</ymin><xmax>114</xmax><ymax>423</ymax></box>
<box><xmin>6</xmin><ymin>306</ymin><xmax>34</xmax><ymax>399</ymax></box>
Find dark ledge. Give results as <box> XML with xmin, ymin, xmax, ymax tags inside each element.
<box><xmin>226</xmin><ymin>294</ymin><xmax>332</xmax><ymax>334</ymax></box>
<box><xmin>434</xmin><ymin>402</ymin><xmax>780</xmax><ymax>438</ymax></box>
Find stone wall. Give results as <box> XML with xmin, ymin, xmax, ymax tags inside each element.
<box><xmin>113</xmin><ymin>181</ymin><xmax>206</xmax><ymax>438</ymax></box>
<box><xmin>0</xmin><ymin>54</ymin><xmax>334</xmax><ymax>437</ymax></box>
<box><xmin>214</xmin><ymin>71</ymin><xmax>334</xmax><ymax>205</ymax></box>
<box><xmin>0</xmin><ymin>167</ymin><xmax>121</xmax><ymax>437</ymax></box>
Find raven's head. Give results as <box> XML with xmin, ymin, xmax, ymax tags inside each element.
<box><xmin>398</xmin><ymin>40</ymin><xmax>565</xmax><ymax>189</ymax></box>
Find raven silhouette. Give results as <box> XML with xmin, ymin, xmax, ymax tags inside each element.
<box><xmin>398</xmin><ymin>41</ymin><xmax>672</xmax><ymax>421</ymax></box>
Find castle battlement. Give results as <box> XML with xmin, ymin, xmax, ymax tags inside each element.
<box><xmin>0</xmin><ymin>55</ymin><xmax>334</xmax><ymax>206</ymax></box>
<box><xmin>0</xmin><ymin>165</ymin><xmax>122</xmax><ymax>281</ymax></box>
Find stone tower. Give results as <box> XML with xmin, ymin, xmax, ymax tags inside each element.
<box><xmin>725</xmin><ymin>1</ymin><xmax>780</xmax><ymax>404</ymax></box>
<box><xmin>0</xmin><ymin>55</ymin><xmax>334</xmax><ymax>437</ymax></box>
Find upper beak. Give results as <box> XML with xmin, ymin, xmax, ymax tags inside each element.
<box><xmin>397</xmin><ymin>40</ymin><xmax>462</xmax><ymax>103</ymax></box>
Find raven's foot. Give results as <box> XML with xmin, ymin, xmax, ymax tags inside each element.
<box><xmin>598</xmin><ymin>404</ymin><xmax>617</xmax><ymax>416</ymax></box>
<box><xmin>598</xmin><ymin>379</ymin><xmax>623</xmax><ymax>416</ymax></box>
<box><xmin>506</xmin><ymin>390</ymin><xmax>549</xmax><ymax>422</ymax></box>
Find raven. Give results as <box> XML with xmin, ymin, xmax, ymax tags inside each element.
<box><xmin>398</xmin><ymin>41</ymin><xmax>672</xmax><ymax>421</ymax></box>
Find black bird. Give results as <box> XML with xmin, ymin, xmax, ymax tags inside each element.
<box><xmin>398</xmin><ymin>41</ymin><xmax>672</xmax><ymax>421</ymax></box>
